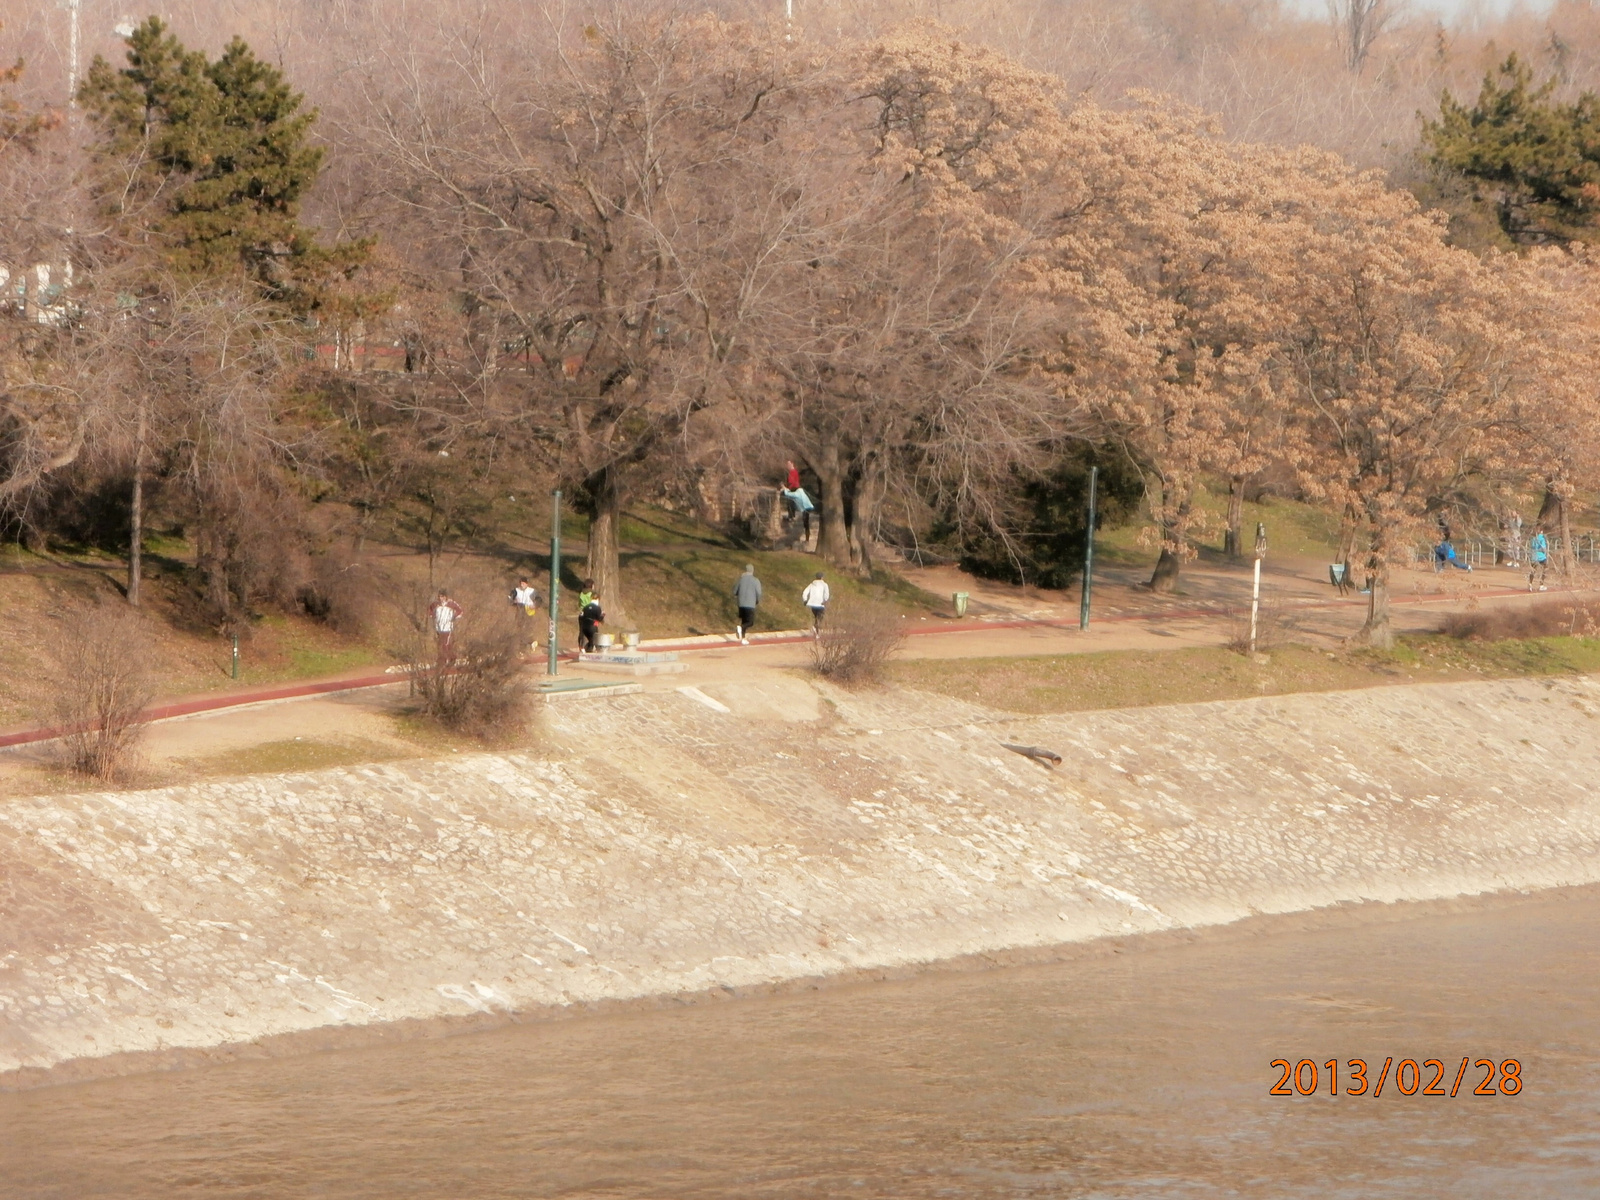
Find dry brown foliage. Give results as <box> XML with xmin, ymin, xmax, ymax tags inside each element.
<box><xmin>51</xmin><ymin>605</ymin><xmax>154</xmax><ymax>782</ymax></box>
<box><xmin>396</xmin><ymin>581</ymin><xmax>527</xmax><ymax>737</ymax></box>
<box><xmin>810</xmin><ymin>598</ymin><xmax>908</xmax><ymax>684</ymax></box>
<box><xmin>1223</xmin><ymin>595</ymin><xmax>1299</xmax><ymax>655</ymax></box>
<box><xmin>1442</xmin><ymin>600</ymin><xmax>1600</xmax><ymax>642</ymax></box>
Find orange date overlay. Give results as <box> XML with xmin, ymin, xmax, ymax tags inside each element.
<box><xmin>1269</xmin><ymin>1058</ymin><xmax>1523</xmax><ymax>1097</ymax></box>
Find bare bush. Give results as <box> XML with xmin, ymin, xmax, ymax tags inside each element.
<box><xmin>52</xmin><ymin>607</ymin><xmax>154</xmax><ymax>782</ymax></box>
<box><xmin>396</xmin><ymin>582</ymin><xmax>527</xmax><ymax>736</ymax></box>
<box><xmin>810</xmin><ymin>598</ymin><xmax>907</xmax><ymax>684</ymax></box>
<box><xmin>1223</xmin><ymin>595</ymin><xmax>1299</xmax><ymax>654</ymax></box>
<box><xmin>1441</xmin><ymin>599</ymin><xmax>1600</xmax><ymax>642</ymax></box>
<box><xmin>301</xmin><ymin>548</ymin><xmax>387</xmax><ymax>636</ymax></box>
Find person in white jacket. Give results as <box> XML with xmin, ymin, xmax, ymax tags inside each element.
<box><xmin>801</xmin><ymin>572</ymin><xmax>830</xmax><ymax>634</ymax></box>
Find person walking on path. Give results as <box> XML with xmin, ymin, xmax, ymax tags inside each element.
<box><xmin>429</xmin><ymin>589</ymin><xmax>463</xmax><ymax>665</ymax></box>
<box><xmin>785</xmin><ymin>460</ymin><xmax>801</xmax><ymax>490</ymax></box>
<box><xmin>734</xmin><ymin>563</ymin><xmax>762</xmax><ymax>644</ymax></box>
<box><xmin>1529</xmin><ymin>526</ymin><xmax>1550</xmax><ymax>591</ymax></box>
<box><xmin>801</xmin><ymin>572</ymin><xmax>830</xmax><ymax>633</ymax></box>
<box><xmin>578</xmin><ymin>585</ymin><xmax>604</xmax><ymax>654</ymax></box>
<box><xmin>511</xmin><ymin>577</ymin><xmax>540</xmax><ymax>651</ymax></box>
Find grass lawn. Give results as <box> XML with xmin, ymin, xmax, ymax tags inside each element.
<box><xmin>1091</xmin><ymin>483</ymin><xmax>1345</xmax><ymax>565</ymax></box>
<box><xmin>889</xmin><ymin>633</ymin><xmax>1600</xmax><ymax>715</ymax></box>
<box><xmin>615</xmin><ymin>546</ymin><xmax>942</xmax><ymax>638</ymax></box>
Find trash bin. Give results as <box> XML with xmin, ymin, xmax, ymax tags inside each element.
<box><xmin>953</xmin><ymin>592</ymin><xmax>969</xmax><ymax>618</ymax></box>
<box><xmin>624</xmin><ymin>631</ymin><xmax>641</xmax><ymax>649</ymax></box>
<box><xmin>596</xmin><ymin>633</ymin><xmax>614</xmax><ymax>650</ymax></box>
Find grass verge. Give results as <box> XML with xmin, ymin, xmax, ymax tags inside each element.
<box><xmin>889</xmin><ymin>634</ymin><xmax>1600</xmax><ymax>715</ymax></box>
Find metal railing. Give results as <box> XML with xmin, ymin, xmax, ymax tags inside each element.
<box><xmin>1412</xmin><ymin>536</ymin><xmax>1600</xmax><ymax>568</ymax></box>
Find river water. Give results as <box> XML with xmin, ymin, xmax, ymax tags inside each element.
<box><xmin>4</xmin><ymin>886</ymin><xmax>1599</xmax><ymax>1198</ymax></box>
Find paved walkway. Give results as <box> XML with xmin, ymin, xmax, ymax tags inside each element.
<box><xmin>1</xmin><ymin>576</ymin><xmax>1590</xmax><ymax>752</ymax></box>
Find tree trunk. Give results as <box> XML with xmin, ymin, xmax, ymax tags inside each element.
<box><xmin>812</xmin><ymin>436</ymin><xmax>852</xmax><ymax>568</ymax></box>
<box><xmin>1149</xmin><ymin>548</ymin><xmax>1181</xmax><ymax>592</ymax></box>
<box><xmin>127</xmin><ymin>406</ymin><xmax>145</xmax><ymax>608</ymax></box>
<box><xmin>846</xmin><ymin>455</ymin><xmax>884</xmax><ymax>578</ymax></box>
<box><xmin>584</xmin><ymin>464</ymin><xmax>630</xmax><ymax>627</ymax></box>
<box><xmin>1148</xmin><ymin>485</ymin><xmax>1187</xmax><ymax>594</ymax></box>
<box><xmin>1223</xmin><ymin>475</ymin><xmax>1245</xmax><ymax>559</ymax></box>
<box><xmin>1559</xmin><ymin>487</ymin><xmax>1576</xmax><ymax>581</ymax></box>
<box><xmin>1356</xmin><ymin>521</ymin><xmax>1393</xmax><ymax>649</ymax></box>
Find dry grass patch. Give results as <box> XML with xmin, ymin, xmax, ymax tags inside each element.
<box><xmin>890</xmin><ymin>635</ymin><xmax>1600</xmax><ymax>716</ymax></box>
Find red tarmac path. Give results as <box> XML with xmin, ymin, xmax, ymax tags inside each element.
<box><xmin>0</xmin><ymin>579</ymin><xmax>1573</xmax><ymax>751</ymax></box>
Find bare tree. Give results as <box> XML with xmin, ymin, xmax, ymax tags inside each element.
<box><xmin>354</xmin><ymin>8</ymin><xmax>829</xmax><ymax>621</ymax></box>
<box><xmin>1328</xmin><ymin>0</ymin><xmax>1402</xmax><ymax>74</ymax></box>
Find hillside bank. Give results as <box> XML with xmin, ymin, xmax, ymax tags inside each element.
<box><xmin>5</xmin><ymin>672</ymin><xmax>1600</xmax><ymax>1085</ymax></box>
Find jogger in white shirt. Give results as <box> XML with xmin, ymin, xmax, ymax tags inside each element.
<box><xmin>801</xmin><ymin>572</ymin><xmax>829</xmax><ymax>634</ymax></box>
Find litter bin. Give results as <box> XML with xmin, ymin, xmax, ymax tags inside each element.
<box><xmin>953</xmin><ymin>592</ymin><xmax>970</xmax><ymax>618</ymax></box>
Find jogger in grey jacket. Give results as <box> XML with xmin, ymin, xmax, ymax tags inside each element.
<box><xmin>734</xmin><ymin>564</ymin><xmax>762</xmax><ymax>643</ymax></box>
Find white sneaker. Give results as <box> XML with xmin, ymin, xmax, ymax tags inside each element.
<box><xmin>741</xmin><ymin>638</ymin><xmax>750</xmax><ymax>645</ymax></box>
<box><xmin>735</xmin><ymin>626</ymin><xmax>742</xmax><ymax>639</ymax></box>
<box><xmin>1540</xmin><ymin>585</ymin><xmax>1548</xmax><ymax>591</ymax></box>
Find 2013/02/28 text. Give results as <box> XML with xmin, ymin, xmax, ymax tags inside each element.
<box><xmin>1269</xmin><ymin>1058</ymin><xmax>1522</xmax><ymax>1097</ymax></box>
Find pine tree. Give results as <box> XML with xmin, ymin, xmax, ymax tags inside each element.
<box><xmin>78</xmin><ymin>18</ymin><xmax>363</xmax><ymax>308</ymax></box>
<box><xmin>1423</xmin><ymin>53</ymin><xmax>1600</xmax><ymax>246</ymax></box>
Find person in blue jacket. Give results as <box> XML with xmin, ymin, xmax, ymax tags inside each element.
<box><xmin>1529</xmin><ymin>526</ymin><xmax>1550</xmax><ymax>592</ymax></box>
<box><xmin>779</xmin><ymin>484</ymin><xmax>815</xmax><ymax>539</ymax></box>
<box><xmin>1433</xmin><ymin>537</ymin><xmax>1472</xmax><ymax>573</ymax></box>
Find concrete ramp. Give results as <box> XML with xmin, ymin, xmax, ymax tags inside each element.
<box><xmin>4</xmin><ymin>674</ymin><xmax>1600</xmax><ymax>1081</ymax></box>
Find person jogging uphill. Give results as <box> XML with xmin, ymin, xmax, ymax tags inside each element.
<box><xmin>734</xmin><ymin>564</ymin><xmax>762</xmax><ymax>644</ymax></box>
<box><xmin>801</xmin><ymin>571</ymin><xmax>829</xmax><ymax>633</ymax></box>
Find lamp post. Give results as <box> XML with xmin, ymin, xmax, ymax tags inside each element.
<box><xmin>66</xmin><ymin>0</ymin><xmax>79</xmax><ymax>104</ymax></box>
<box><xmin>1079</xmin><ymin>465</ymin><xmax>1097</xmax><ymax>632</ymax></box>
<box><xmin>547</xmin><ymin>490</ymin><xmax>561</xmax><ymax>676</ymax></box>
<box><xmin>1249</xmin><ymin>522</ymin><xmax>1267</xmax><ymax>655</ymax></box>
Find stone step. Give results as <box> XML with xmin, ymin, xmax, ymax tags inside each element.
<box><xmin>571</xmin><ymin>656</ymin><xmax>688</xmax><ymax>677</ymax></box>
<box><xmin>532</xmin><ymin>678</ymin><xmax>644</xmax><ymax>700</ymax></box>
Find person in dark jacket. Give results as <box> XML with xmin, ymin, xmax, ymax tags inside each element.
<box><xmin>733</xmin><ymin>564</ymin><xmax>762</xmax><ymax>644</ymax></box>
<box><xmin>578</xmin><ymin>586</ymin><xmax>604</xmax><ymax>654</ymax></box>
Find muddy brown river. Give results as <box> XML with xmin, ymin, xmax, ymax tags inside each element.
<box><xmin>3</xmin><ymin>886</ymin><xmax>1598</xmax><ymax>1198</ymax></box>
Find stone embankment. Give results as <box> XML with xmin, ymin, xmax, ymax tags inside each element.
<box><xmin>5</xmin><ymin>673</ymin><xmax>1600</xmax><ymax>1082</ymax></box>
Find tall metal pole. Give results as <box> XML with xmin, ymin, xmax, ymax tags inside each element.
<box><xmin>1079</xmin><ymin>465</ymin><xmax>1097</xmax><ymax>632</ymax></box>
<box><xmin>67</xmin><ymin>0</ymin><xmax>80</xmax><ymax>105</ymax></box>
<box><xmin>547</xmin><ymin>489</ymin><xmax>561</xmax><ymax>676</ymax></box>
<box><xmin>1249</xmin><ymin>522</ymin><xmax>1267</xmax><ymax>655</ymax></box>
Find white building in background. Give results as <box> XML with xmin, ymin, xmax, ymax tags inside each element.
<box><xmin>0</xmin><ymin>262</ymin><xmax>75</xmax><ymax>324</ymax></box>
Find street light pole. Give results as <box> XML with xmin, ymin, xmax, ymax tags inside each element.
<box><xmin>1079</xmin><ymin>465</ymin><xmax>1097</xmax><ymax>632</ymax></box>
<box><xmin>547</xmin><ymin>489</ymin><xmax>561</xmax><ymax>676</ymax></box>
<box><xmin>1249</xmin><ymin>522</ymin><xmax>1267</xmax><ymax>655</ymax></box>
<box><xmin>66</xmin><ymin>0</ymin><xmax>80</xmax><ymax>104</ymax></box>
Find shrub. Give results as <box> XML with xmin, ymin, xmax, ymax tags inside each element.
<box><xmin>1223</xmin><ymin>594</ymin><xmax>1298</xmax><ymax>654</ymax></box>
<box><xmin>1441</xmin><ymin>599</ymin><xmax>1600</xmax><ymax>641</ymax></box>
<box><xmin>396</xmin><ymin>581</ymin><xmax>528</xmax><ymax>735</ymax></box>
<box><xmin>301</xmin><ymin>548</ymin><xmax>386</xmax><ymax>636</ymax></box>
<box><xmin>810</xmin><ymin>597</ymin><xmax>907</xmax><ymax>684</ymax></box>
<box><xmin>52</xmin><ymin>606</ymin><xmax>155</xmax><ymax>782</ymax></box>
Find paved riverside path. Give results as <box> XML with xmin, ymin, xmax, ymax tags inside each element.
<box><xmin>4</xmin><ymin>670</ymin><xmax>1600</xmax><ymax>1083</ymax></box>
<box><xmin>2</xmin><ymin>577</ymin><xmax>1585</xmax><ymax>751</ymax></box>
